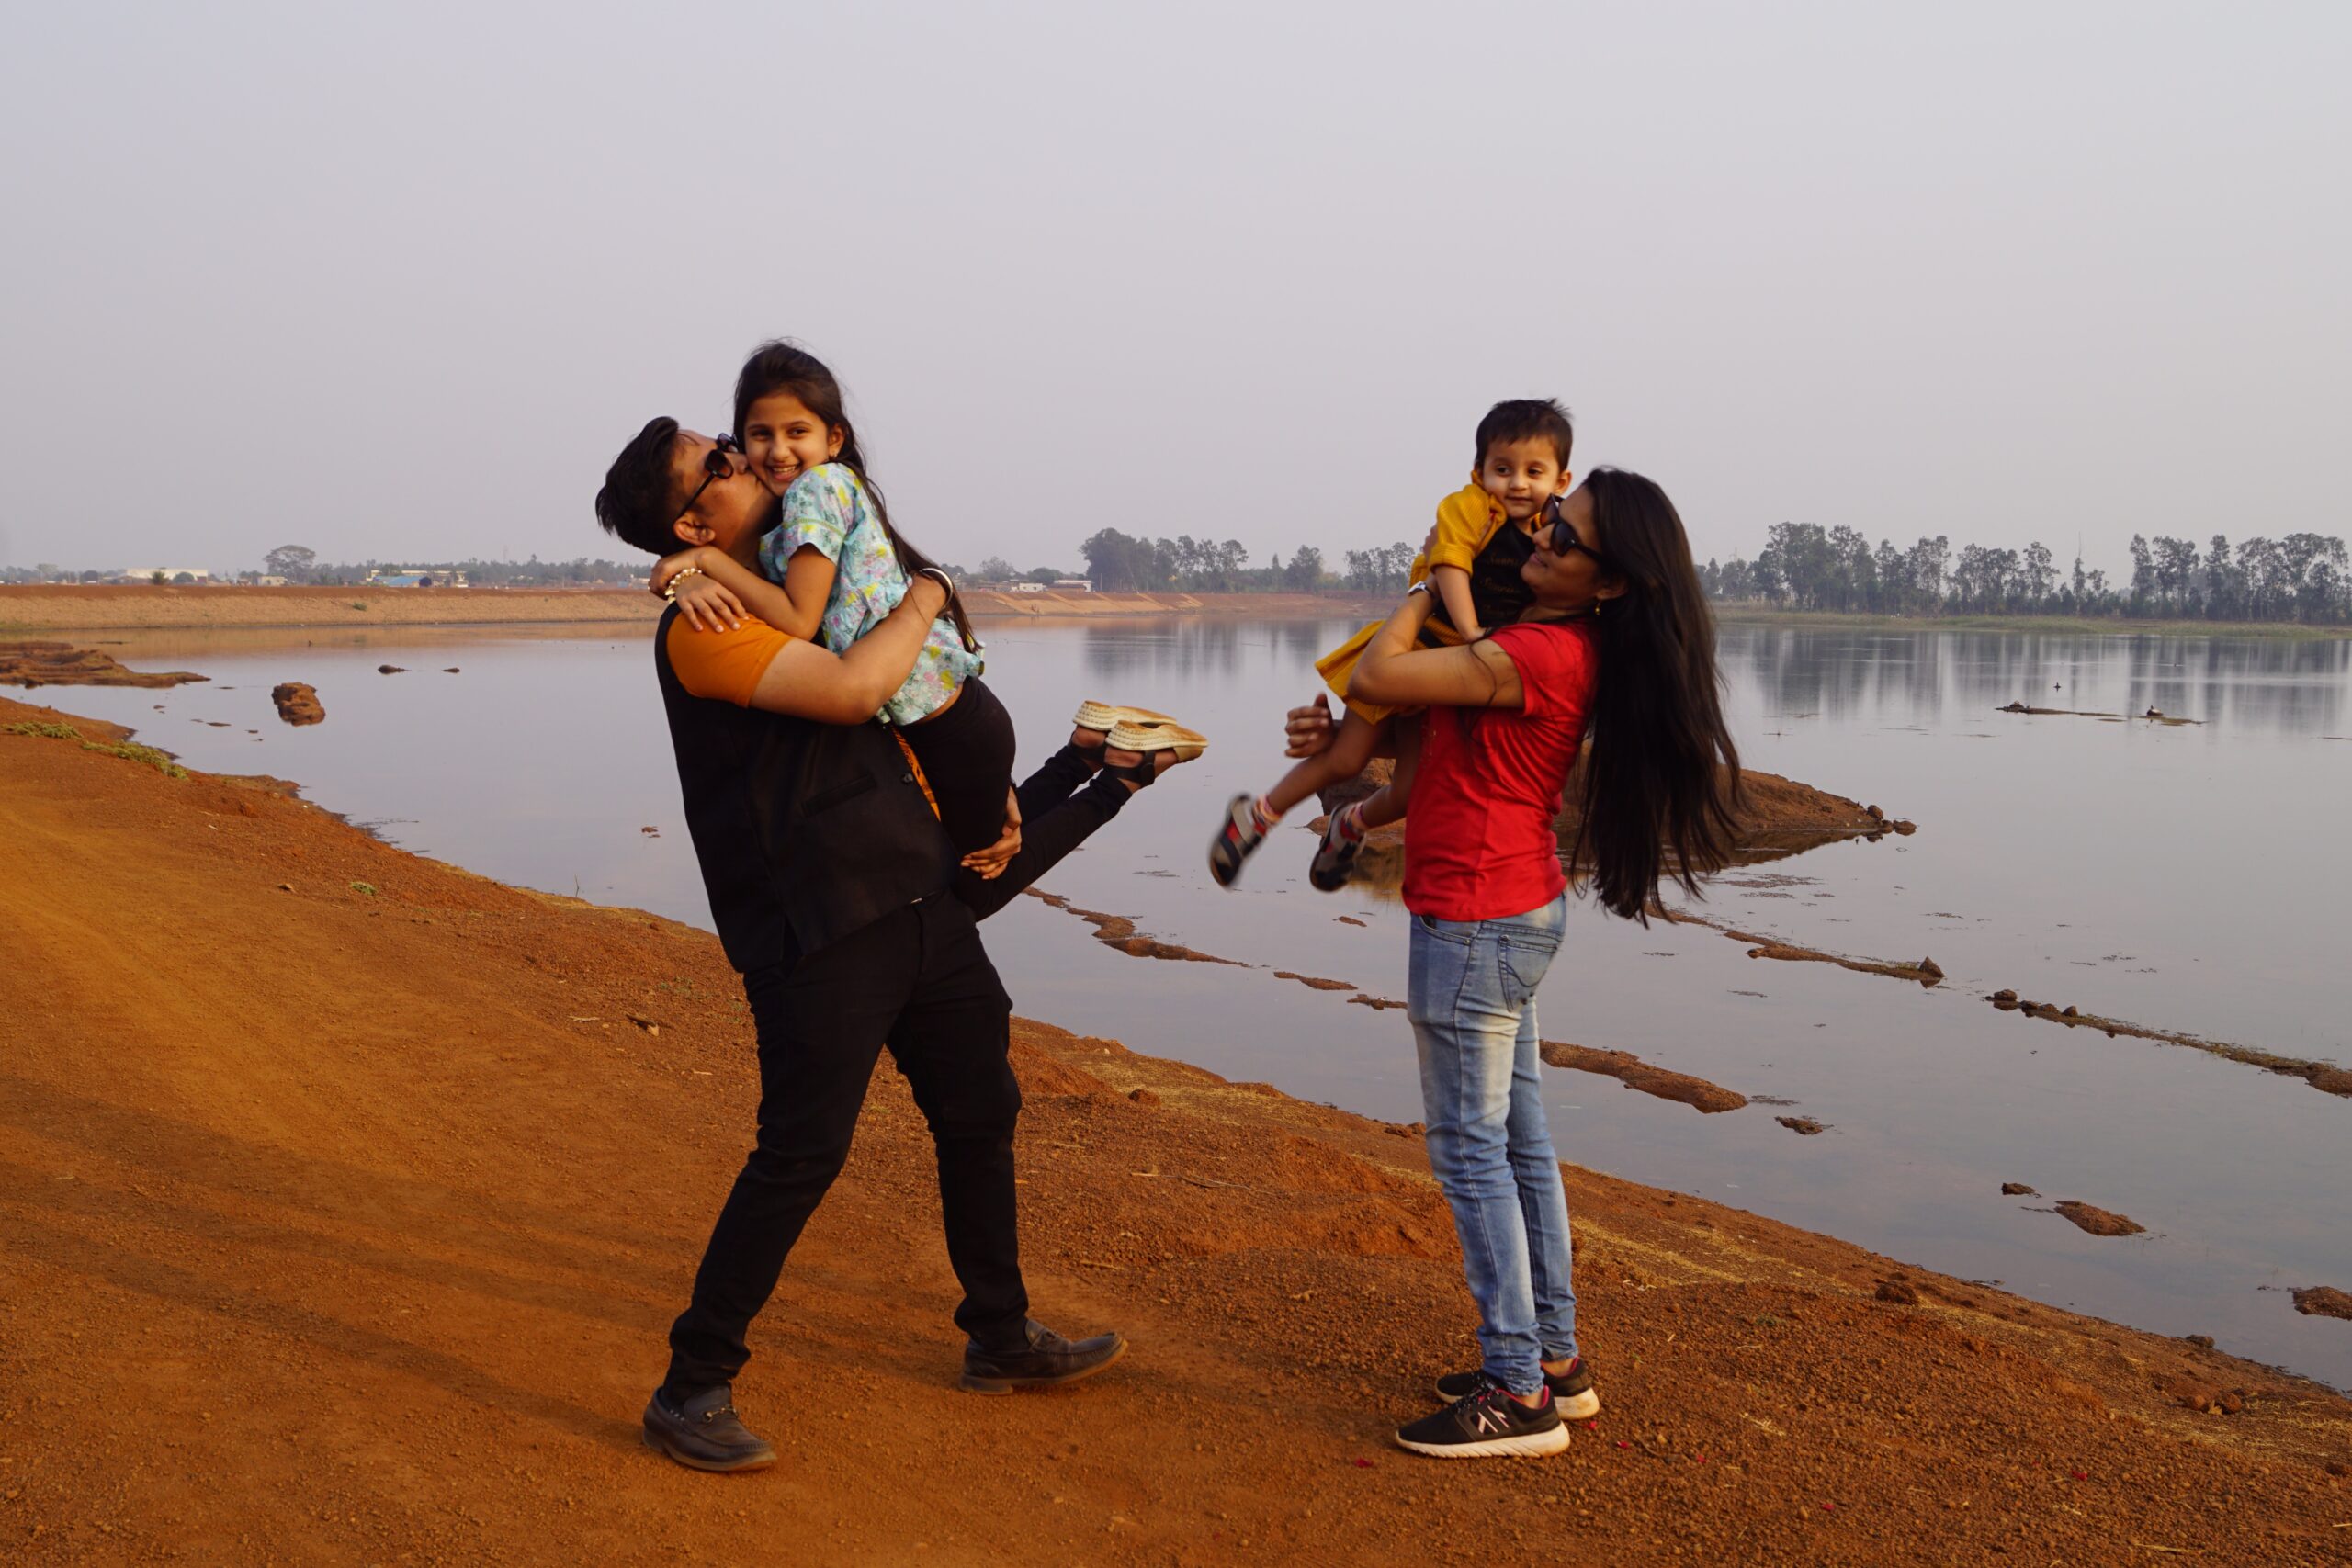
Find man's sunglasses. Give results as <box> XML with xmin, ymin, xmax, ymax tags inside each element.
<box><xmin>677</xmin><ymin>434</ymin><xmax>743</xmax><ymax>521</ymax></box>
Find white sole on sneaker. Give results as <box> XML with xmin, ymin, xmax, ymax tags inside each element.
<box><xmin>1393</xmin><ymin>1423</ymin><xmax>1570</xmax><ymax>1460</ymax></box>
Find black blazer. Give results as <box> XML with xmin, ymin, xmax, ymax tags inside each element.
<box><xmin>652</xmin><ymin>605</ymin><xmax>955</xmax><ymax>971</ymax></box>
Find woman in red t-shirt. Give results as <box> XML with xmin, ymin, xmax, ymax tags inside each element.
<box><xmin>1317</xmin><ymin>468</ymin><xmax>1743</xmax><ymax>1460</ymax></box>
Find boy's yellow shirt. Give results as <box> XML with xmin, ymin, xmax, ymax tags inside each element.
<box><xmin>1410</xmin><ymin>482</ymin><xmax>1508</xmax><ymax>584</ymax></box>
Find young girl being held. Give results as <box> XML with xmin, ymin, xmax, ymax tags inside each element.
<box><xmin>1206</xmin><ymin>399</ymin><xmax>1575</xmax><ymax>891</ymax></box>
<box><xmin>651</xmin><ymin>342</ymin><xmax>1204</xmax><ymax>863</ymax></box>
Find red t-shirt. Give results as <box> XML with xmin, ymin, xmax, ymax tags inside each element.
<box><xmin>1402</xmin><ymin>619</ymin><xmax>1600</xmax><ymax>921</ymax></box>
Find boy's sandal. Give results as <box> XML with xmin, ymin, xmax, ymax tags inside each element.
<box><xmin>1073</xmin><ymin>700</ymin><xmax>1182</xmax><ymax>736</ymax></box>
<box><xmin>1308</xmin><ymin>803</ymin><xmax>1365</xmax><ymax>892</ymax></box>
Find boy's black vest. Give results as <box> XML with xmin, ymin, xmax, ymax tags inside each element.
<box><xmin>1423</xmin><ymin>519</ymin><xmax>1537</xmax><ymax>639</ymax></box>
<box><xmin>652</xmin><ymin>605</ymin><xmax>954</xmax><ymax>972</ymax></box>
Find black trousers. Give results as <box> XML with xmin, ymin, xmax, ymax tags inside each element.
<box><xmin>664</xmin><ymin>895</ymin><xmax>1026</xmax><ymax>1392</ymax></box>
<box><xmin>956</xmin><ymin>739</ymin><xmax>1129</xmax><ymax>918</ymax></box>
<box><xmin>662</xmin><ymin>747</ymin><xmax>1124</xmax><ymax>1393</ymax></box>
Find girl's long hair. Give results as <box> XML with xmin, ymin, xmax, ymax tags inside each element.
<box><xmin>1572</xmin><ymin>468</ymin><xmax>1743</xmax><ymax>921</ymax></box>
<box><xmin>731</xmin><ymin>340</ymin><xmax>978</xmax><ymax>650</ymax></box>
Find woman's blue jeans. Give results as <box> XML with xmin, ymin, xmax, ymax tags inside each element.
<box><xmin>1406</xmin><ymin>893</ymin><xmax>1577</xmax><ymax>1397</ymax></box>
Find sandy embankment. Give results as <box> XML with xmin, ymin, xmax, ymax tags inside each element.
<box><xmin>3</xmin><ymin>694</ymin><xmax>2350</xmax><ymax>1565</ymax></box>
<box><xmin>0</xmin><ymin>640</ymin><xmax>207</xmax><ymax>688</ymax></box>
<box><xmin>0</xmin><ymin>583</ymin><xmax>1378</xmax><ymax>632</ymax></box>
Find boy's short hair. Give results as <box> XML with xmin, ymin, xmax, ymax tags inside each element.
<box><xmin>595</xmin><ymin>417</ymin><xmax>686</xmax><ymax>557</ymax></box>
<box><xmin>1474</xmin><ymin>399</ymin><xmax>1575</xmax><ymax>470</ymax></box>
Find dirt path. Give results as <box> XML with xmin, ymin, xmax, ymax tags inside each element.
<box><xmin>2</xmin><ymin>696</ymin><xmax>2347</xmax><ymax>1566</ymax></box>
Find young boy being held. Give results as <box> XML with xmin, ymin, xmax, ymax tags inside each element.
<box><xmin>1207</xmin><ymin>399</ymin><xmax>1575</xmax><ymax>890</ymax></box>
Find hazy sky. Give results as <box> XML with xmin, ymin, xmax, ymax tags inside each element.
<box><xmin>3</xmin><ymin>2</ymin><xmax>2346</xmax><ymax>577</ymax></box>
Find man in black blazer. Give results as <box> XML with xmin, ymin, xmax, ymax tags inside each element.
<box><xmin>597</xmin><ymin>419</ymin><xmax>1126</xmax><ymax>1472</ymax></box>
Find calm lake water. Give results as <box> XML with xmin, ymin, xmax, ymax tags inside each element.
<box><xmin>53</xmin><ymin>616</ymin><xmax>2352</xmax><ymax>1389</ymax></box>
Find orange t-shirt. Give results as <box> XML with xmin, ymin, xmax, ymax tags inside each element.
<box><xmin>665</xmin><ymin>615</ymin><xmax>793</xmax><ymax>706</ymax></box>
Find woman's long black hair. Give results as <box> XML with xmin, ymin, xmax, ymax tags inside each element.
<box><xmin>731</xmin><ymin>340</ymin><xmax>978</xmax><ymax>650</ymax></box>
<box><xmin>1572</xmin><ymin>468</ymin><xmax>1743</xmax><ymax>921</ymax></box>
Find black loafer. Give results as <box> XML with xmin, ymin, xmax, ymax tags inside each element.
<box><xmin>642</xmin><ymin>1385</ymin><xmax>777</xmax><ymax>1472</ymax></box>
<box><xmin>959</xmin><ymin>1318</ymin><xmax>1126</xmax><ymax>1394</ymax></box>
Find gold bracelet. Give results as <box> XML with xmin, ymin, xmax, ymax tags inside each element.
<box><xmin>662</xmin><ymin>566</ymin><xmax>706</xmax><ymax>602</ymax></box>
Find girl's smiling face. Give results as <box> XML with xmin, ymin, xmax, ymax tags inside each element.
<box><xmin>741</xmin><ymin>392</ymin><xmax>845</xmax><ymax>495</ymax></box>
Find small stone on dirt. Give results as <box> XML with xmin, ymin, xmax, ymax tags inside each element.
<box><xmin>2001</xmin><ymin>1182</ymin><xmax>2038</xmax><ymax>1196</ymax></box>
<box><xmin>1127</xmin><ymin>1088</ymin><xmax>1160</xmax><ymax>1107</ymax></box>
<box><xmin>1776</xmin><ymin>1115</ymin><xmax>1826</xmax><ymax>1135</ymax></box>
<box><xmin>1874</xmin><ymin>1280</ymin><xmax>1918</xmax><ymax>1305</ymax></box>
<box><xmin>378</xmin><ymin>665</ymin><xmax>406</xmax><ymax>675</ymax></box>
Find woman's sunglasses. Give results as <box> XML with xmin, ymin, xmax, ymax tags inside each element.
<box><xmin>676</xmin><ymin>434</ymin><xmax>743</xmax><ymax>521</ymax></box>
<box><xmin>1541</xmin><ymin>506</ymin><xmax>1611</xmax><ymax>569</ymax></box>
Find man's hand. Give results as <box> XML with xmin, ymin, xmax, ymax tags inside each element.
<box><xmin>960</xmin><ymin>788</ymin><xmax>1022</xmax><ymax>878</ymax></box>
<box><xmin>670</xmin><ymin>572</ymin><xmax>746</xmax><ymax>633</ymax></box>
<box><xmin>1284</xmin><ymin>693</ymin><xmax>1336</xmax><ymax>759</ymax></box>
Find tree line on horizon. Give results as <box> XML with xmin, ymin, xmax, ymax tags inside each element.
<box><xmin>1072</xmin><ymin>528</ymin><xmax>1415</xmax><ymax>594</ymax></box>
<box><xmin>15</xmin><ymin>525</ymin><xmax>2346</xmax><ymax>626</ymax></box>
<box><xmin>1702</xmin><ymin>525</ymin><xmax>2352</xmax><ymax>624</ymax></box>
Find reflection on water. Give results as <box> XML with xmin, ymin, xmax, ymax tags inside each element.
<box><xmin>37</xmin><ymin>616</ymin><xmax>2352</xmax><ymax>1392</ymax></box>
<box><xmin>1731</xmin><ymin>626</ymin><xmax>2352</xmax><ymax>736</ymax></box>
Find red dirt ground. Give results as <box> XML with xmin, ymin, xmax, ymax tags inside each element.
<box><xmin>3</xmin><ymin>694</ymin><xmax>2348</xmax><ymax>1566</ymax></box>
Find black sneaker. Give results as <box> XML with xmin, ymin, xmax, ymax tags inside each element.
<box><xmin>1395</xmin><ymin>1380</ymin><xmax>1568</xmax><ymax>1459</ymax></box>
<box><xmin>1432</xmin><ymin>1356</ymin><xmax>1600</xmax><ymax>1421</ymax></box>
<box><xmin>641</xmin><ymin>1385</ymin><xmax>776</xmax><ymax>1472</ymax></box>
<box><xmin>959</xmin><ymin>1318</ymin><xmax>1126</xmax><ymax>1394</ymax></box>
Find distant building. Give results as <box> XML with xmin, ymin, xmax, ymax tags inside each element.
<box><xmin>366</xmin><ymin>568</ymin><xmax>469</xmax><ymax>589</ymax></box>
<box><xmin>1009</xmin><ymin>581</ymin><xmax>1046</xmax><ymax>593</ymax></box>
<box><xmin>1050</xmin><ymin>578</ymin><xmax>1092</xmax><ymax>592</ymax></box>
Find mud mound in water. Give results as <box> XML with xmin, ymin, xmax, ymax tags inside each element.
<box><xmin>1022</xmin><ymin>887</ymin><xmax>1244</xmax><ymax>964</ymax></box>
<box><xmin>2054</xmin><ymin>1201</ymin><xmax>2145</xmax><ymax>1237</ymax></box>
<box><xmin>271</xmin><ymin>682</ymin><xmax>325</xmax><ymax>726</ymax></box>
<box><xmin>1539</xmin><ymin>1041</ymin><xmax>1747</xmax><ymax>1113</ymax></box>
<box><xmin>1986</xmin><ymin>989</ymin><xmax>2352</xmax><ymax>1100</ymax></box>
<box><xmin>2292</xmin><ymin>1287</ymin><xmax>2352</xmax><ymax>1321</ymax></box>
<box><xmin>0</xmin><ymin>640</ymin><xmax>206</xmax><ymax>688</ymax></box>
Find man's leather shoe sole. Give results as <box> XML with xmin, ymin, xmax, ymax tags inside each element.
<box><xmin>641</xmin><ymin>1426</ymin><xmax>775</xmax><ymax>1472</ymax></box>
<box><xmin>958</xmin><ymin>1335</ymin><xmax>1127</xmax><ymax>1394</ymax></box>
